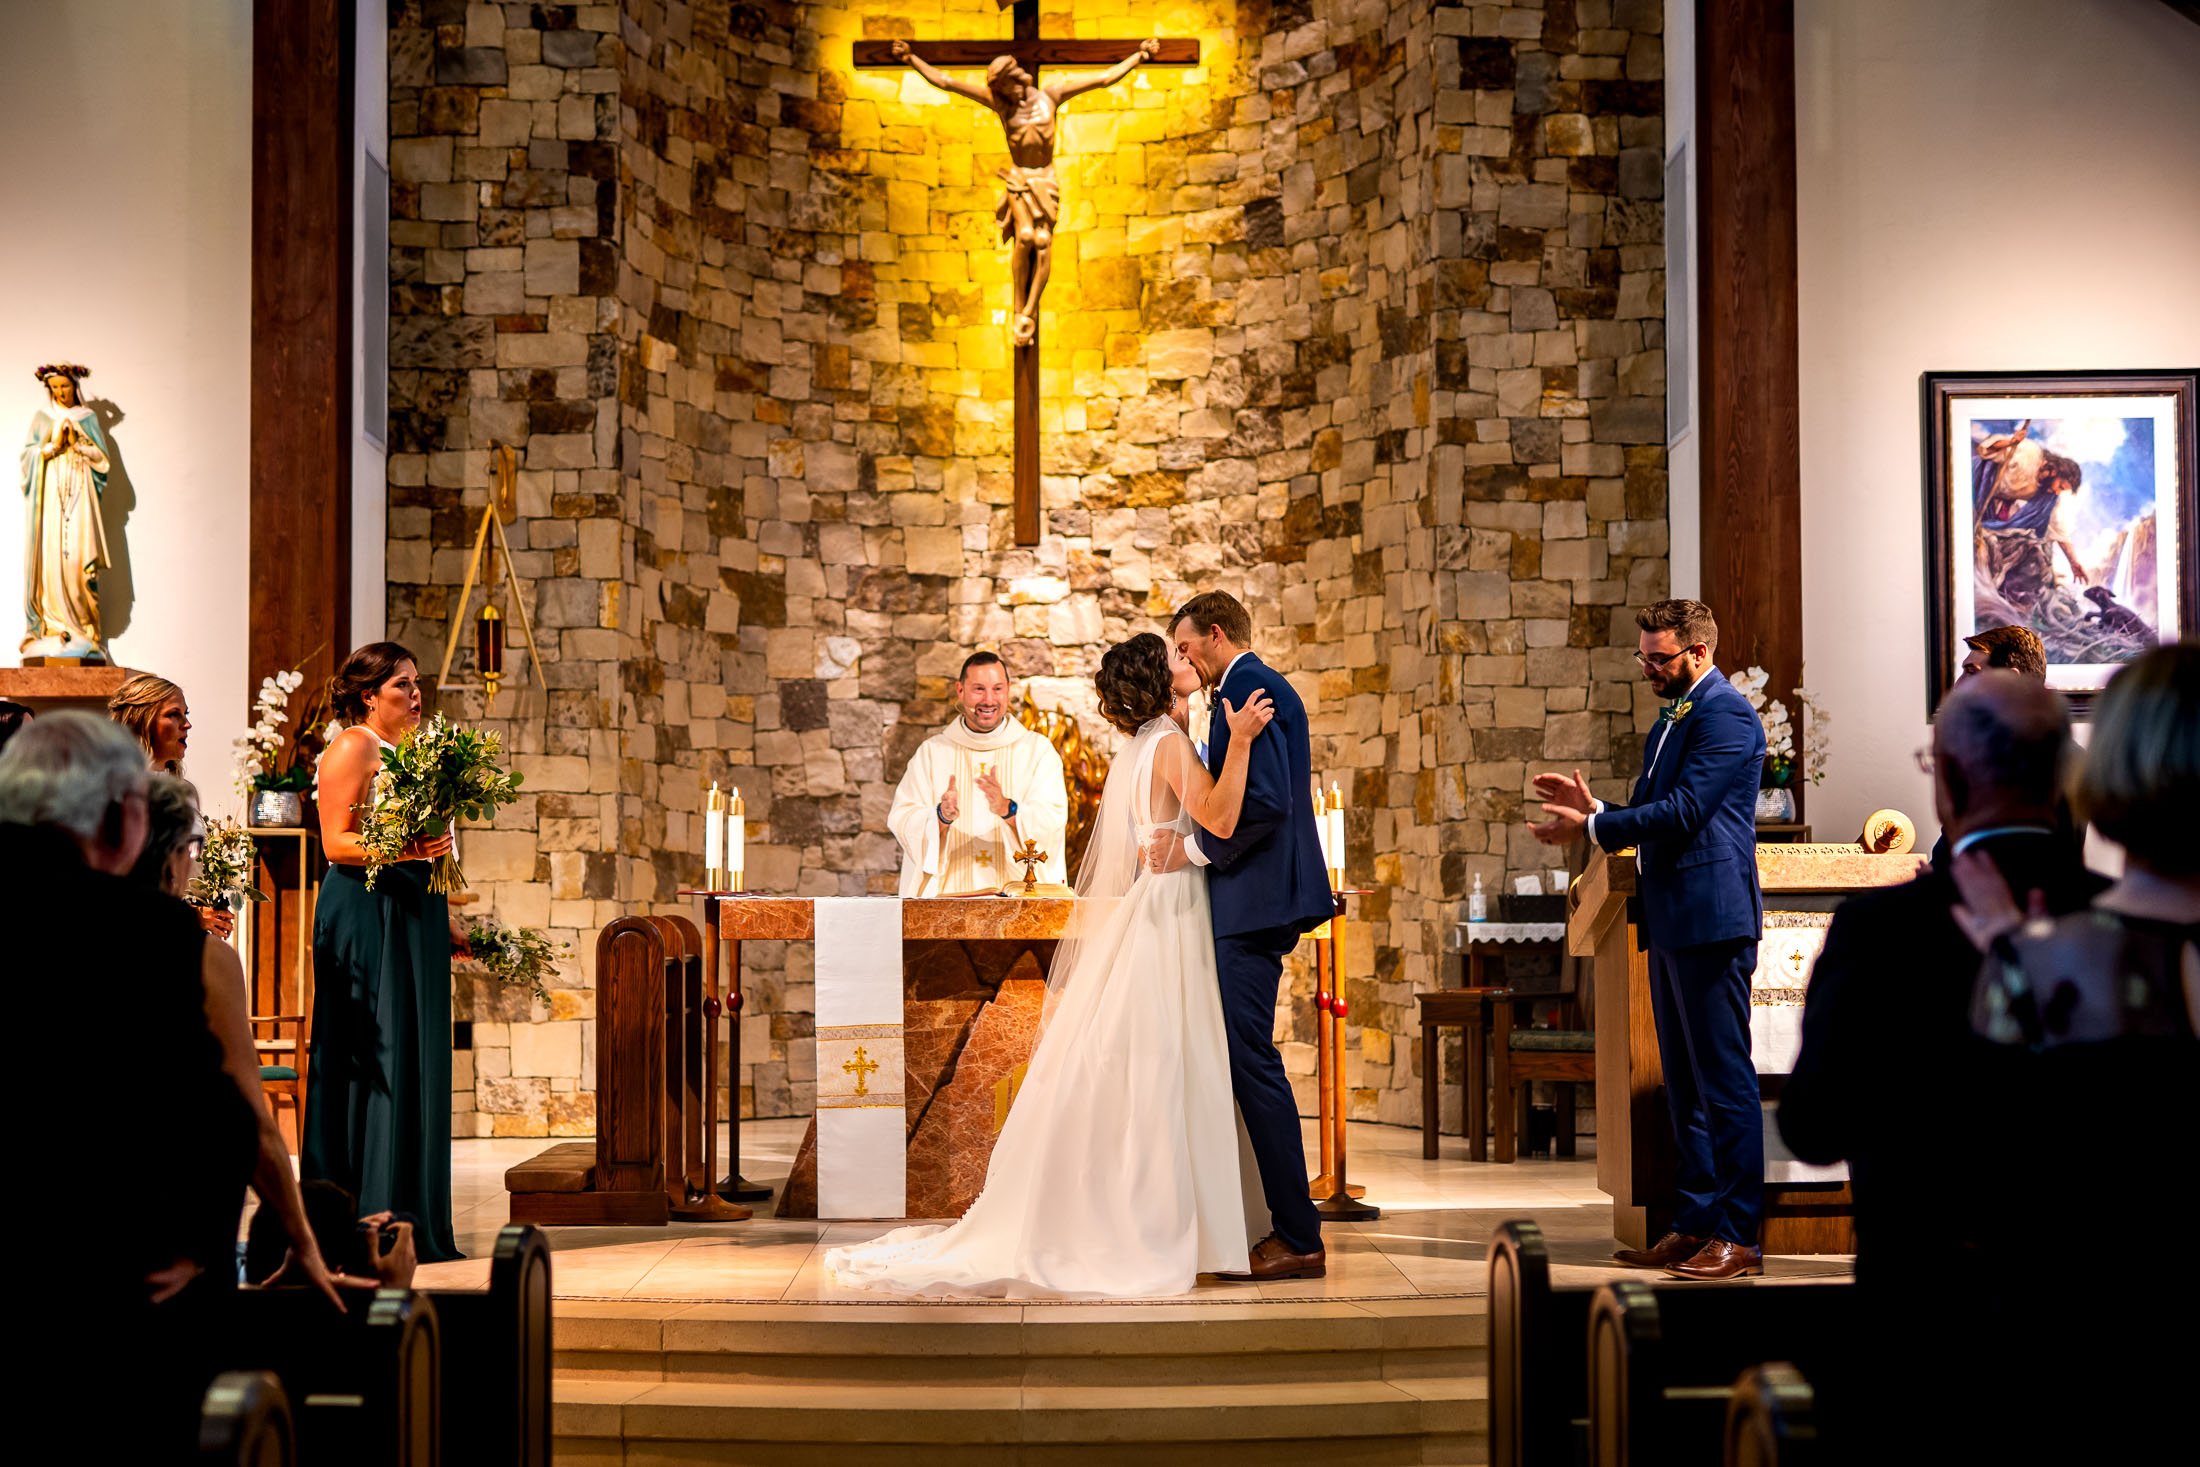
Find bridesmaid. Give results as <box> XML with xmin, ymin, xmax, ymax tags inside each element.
<box><xmin>110</xmin><ymin>672</ymin><xmax>231</xmax><ymax>938</ymax></box>
<box><xmin>108</xmin><ymin>671</ymin><xmax>191</xmax><ymax>775</ymax></box>
<box><xmin>302</xmin><ymin>641</ymin><xmax>462</xmax><ymax>1261</ymax></box>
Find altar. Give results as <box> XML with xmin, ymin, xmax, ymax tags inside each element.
<box><xmin>711</xmin><ymin>896</ymin><xmax>1074</xmax><ymax>1221</ymax></box>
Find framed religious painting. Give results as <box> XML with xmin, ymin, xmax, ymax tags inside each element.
<box><xmin>1922</xmin><ymin>369</ymin><xmax>2198</xmax><ymax>716</ymax></box>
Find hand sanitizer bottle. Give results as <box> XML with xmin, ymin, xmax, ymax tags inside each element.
<box><xmin>1467</xmin><ymin>873</ymin><xmax>1488</xmax><ymax>922</ymax></box>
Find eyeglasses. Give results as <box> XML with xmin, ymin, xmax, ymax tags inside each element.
<box><xmin>1633</xmin><ymin>645</ymin><xmax>1700</xmax><ymax>669</ymax></box>
<box><xmin>1913</xmin><ymin>746</ymin><xmax>1935</xmax><ymax>775</ymax></box>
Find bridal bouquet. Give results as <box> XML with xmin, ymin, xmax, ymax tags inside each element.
<box><xmin>189</xmin><ymin>818</ymin><xmax>268</xmax><ymax>909</ymax></box>
<box><xmin>464</xmin><ymin>915</ymin><xmax>568</xmax><ymax>1004</ymax></box>
<box><xmin>356</xmin><ymin>715</ymin><xmax>525</xmax><ymax>894</ymax></box>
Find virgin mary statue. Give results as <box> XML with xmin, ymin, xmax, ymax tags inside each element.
<box><xmin>20</xmin><ymin>362</ymin><xmax>112</xmax><ymax>661</ymax></box>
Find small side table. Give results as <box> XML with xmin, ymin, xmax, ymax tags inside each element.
<box><xmin>1417</xmin><ymin>986</ymin><xmax>1511</xmax><ymax>1161</ymax></box>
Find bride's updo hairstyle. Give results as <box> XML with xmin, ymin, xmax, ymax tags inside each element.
<box><xmin>330</xmin><ymin>641</ymin><xmax>418</xmax><ymax>722</ymax></box>
<box><xmin>1097</xmin><ymin>633</ymin><xmax>1175</xmax><ymax>735</ymax></box>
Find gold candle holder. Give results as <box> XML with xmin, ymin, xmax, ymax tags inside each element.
<box><xmin>727</xmin><ymin>787</ymin><xmax>746</xmax><ymax>893</ymax></box>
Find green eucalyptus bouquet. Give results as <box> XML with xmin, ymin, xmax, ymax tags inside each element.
<box><xmin>356</xmin><ymin>715</ymin><xmax>525</xmax><ymax>894</ymax></box>
<box><xmin>465</xmin><ymin>915</ymin><xmax>567</xmax><ymax>1004</ymax></box>
<box><xmin>189</xmin><ymin>818</ymin><xmax>269</xmax><ymax>909</ymax></box>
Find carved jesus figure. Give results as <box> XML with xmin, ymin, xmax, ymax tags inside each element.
<box><xmin>890</xmin><ymin>36</ymin><xmax>1159</xmax><ymax>346</ymax></box>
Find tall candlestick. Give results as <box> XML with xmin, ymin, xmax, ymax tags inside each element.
<box><xmin>705</xmin><ymin>781</ymin><xmax>726</xmax><ymax>887</ymax></box>
<box><xmin>728</xmin><ymin>787</ymin><xmax>746</xmax><ymax>893</ymax></box>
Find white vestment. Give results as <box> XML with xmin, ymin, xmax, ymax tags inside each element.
<box><xmin>888</xmin><ymin>716</ymin><xmax>1069</xmax><ymax>896</ymax></box>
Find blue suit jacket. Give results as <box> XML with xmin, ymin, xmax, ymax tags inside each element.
<box><xmin>1591</xmin><ymin>666</ymin><xmax>1765</xmax><ymax>952</ymax></box>
<box><xmin>1198</xmin><ymin>654</ymin><xmax>1336</xmax><ymax>941</ymax></box>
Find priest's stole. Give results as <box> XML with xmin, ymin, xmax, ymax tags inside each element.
<box><xmin>813</xmin><ymin>897</ymin><xmax>906</xmax><ymax>1218</ymax></box>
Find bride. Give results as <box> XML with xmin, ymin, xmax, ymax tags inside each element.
<box><xmin>826</xmin><ymin>632</ymin><xmax>1276</xmax><ymax>1297</ymax></box>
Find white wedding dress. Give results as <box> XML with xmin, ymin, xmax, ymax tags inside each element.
<box><xmin>825</xmin><ymin>717</ymin><xmax>1266</xmax><ymax>1297</ymax></box>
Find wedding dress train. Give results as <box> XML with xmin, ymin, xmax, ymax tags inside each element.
<box><xmin>825</xmin><ymin>718</ymin><xmax>1265</xmax><ymax>1297</ymax></box>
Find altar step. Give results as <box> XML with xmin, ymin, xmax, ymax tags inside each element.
<box><xmin>553</xmin><ymin>1297</ymin><xmax>1490</xmax><ymax>1464</ymax></box>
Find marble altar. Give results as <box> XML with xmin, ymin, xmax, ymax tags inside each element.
<box><xmin>705</xmin><ymin>897</ymin><xmax>1074</xmax><ymax>1219</ymax></box>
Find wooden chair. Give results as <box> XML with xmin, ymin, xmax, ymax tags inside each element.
<box><xmin>1491</xmin><ymin>996</ymin><xmax>1594</xmax><ymax>1162</ymax></box>
<box><xmin>1417</xmin><ymin>986</ymin><xmax>1510</xmax><ymax>1160</ymax></box>
<box><xmin>1725</xmin><ymin>1363</ymin><xmax>1819</xmax><ymax>1467</ymax></box>
<box><xmin>252</xmin><ymin>1011</ymin><xmax>307</xmax><ymax>1151</ymax></box>
<box><xmin>1487</xmin><ymin>1219</ymin><xmax>1595</xmax><ymax>1467</ymax></box>
<box><xmin>198</xmin><ymin>1370</ymin><xmax>295</xmax><ymax>1467</ymax></box>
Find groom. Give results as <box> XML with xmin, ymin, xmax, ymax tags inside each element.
<box><xmin>1168</xmin><ymin>591</ymin><xmax>1334</xmax><ymax>1280</ymax></box>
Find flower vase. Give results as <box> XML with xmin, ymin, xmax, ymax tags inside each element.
<box><xmin>250</xmin><ymin>789</ymin><xmax>304</xmax><ymax>828</ymax></box>
<box><xmin>1755</xmin><ymin>787</ymin><xmax>1797</xmax><ymax>825</ymax></box>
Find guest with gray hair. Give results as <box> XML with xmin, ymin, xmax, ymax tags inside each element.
<box><xmin>1</xmin><ymin>714</ymin><xmax>341</xmax><ymax>1454</ymax></box>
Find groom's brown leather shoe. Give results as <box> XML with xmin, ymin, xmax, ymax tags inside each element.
<box><xmin>1662</xmin><ymin>1239</ymin><xmax>1764</xmax><ymax>1280</ymax></box>
<box><xmin>1213</xmin><ymin>1233</ymin><xmax>1327</xmax><ymax>1282</ymax></box>
<box><xmin>1613</xmin><ymin>1230</ymin><xmax>1705</xmax><ymax>1269</ymax></box>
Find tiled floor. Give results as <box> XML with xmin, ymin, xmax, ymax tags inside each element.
<box><xmin>413</xmin><ymin>1119</ymin><xmax>1852</xmax><ymax>1305</ymax></box>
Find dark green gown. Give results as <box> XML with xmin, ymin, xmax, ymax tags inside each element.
<box><xmin>302</xmin><ymin>858</ymin><xmax>461</xmax><ymax>1261</ymax></box>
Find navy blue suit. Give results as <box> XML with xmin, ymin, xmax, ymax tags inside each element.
<box><xmin>1591</xmin><ymin>666</ymin><xmax>1766</xmax><ymax>1244</ymax></box>
<box><xmin>1197</xmin><ymin>653</ymin><xmax>1333</xmax><ymax>1255</ymax></box>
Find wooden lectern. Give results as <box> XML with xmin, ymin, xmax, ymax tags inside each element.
<box><xmin>1569</xmin><ymin>842</ymin><xmax>1928</xmax><ymax>1253</ymax></box>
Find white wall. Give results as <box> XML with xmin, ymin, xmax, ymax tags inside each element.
<box><xmin>0</xmin><ymin>0</ymin><xmax>254</xmax><ymax>817</ymax></box>
<box><xmin>1795</xmin><ymin>0</ymin><xmax>2200</xmax><ymax>845</ymax></box>
<box><xmin>1663</xmin><ymin>0</ymin><xmax>1700</xmax><ymax>601</ymax></box>
<box><xmin>354</xmin><ymin>0</ymin><xmax>391</xmax><ymax>643</ymax></box>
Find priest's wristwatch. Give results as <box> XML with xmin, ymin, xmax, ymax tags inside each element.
<box><xmin>1005</xmin><ymin>799</ymin><xmax>1019</xmax><ymax>819</ymax></box>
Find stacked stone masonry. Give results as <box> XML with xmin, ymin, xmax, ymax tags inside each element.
<box><xmin>384</xmin><ymin>0</ymin><xmax>1664</xmax><ymax>1138</ymax></box>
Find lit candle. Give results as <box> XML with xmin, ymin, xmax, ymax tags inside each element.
<box><xmin>728</xmin><ymin>787</ymin><xmax>746</xmax><ymax>893</ymax></box>
<box><xmin>1313</xmin><ymin>777</ymin><xmax>1332</xmax><ymax>870</ymax></box>
<box><xmin>705</xmin><ymin>781</ymin><xmax>726</xmax><ymax>886</ymax></box>
<box><xmin>1327</xmin><ymin>781</ymin><xmax>1345</xmax><ymax>885</ymax></box>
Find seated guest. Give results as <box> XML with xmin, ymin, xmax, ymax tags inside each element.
<box><xmin>1958</xmin><ymin>624</ymin><xmax>2047</xmax><ymax>681</ymax></box>
<box><xmin>130</xmin><ymin>772</ymin><xmax>338</xmax><ymax>1299</ymax></box>
<box><xmin>1946</xmin><ymin>646</ymin><xmax>2199</xmax><ymax>1458</ymax></box>
<box><xmin>0</xmin><ymin>714</ymin><xmax>330</xmax><ymax>1453</ymax></box>
<box><xmin>1931</xmin><ymin>626</ymin><xmax>2051</xmax><ymax>868</ymax></box>
<box><xmin>1782</xmin><ymin>673</ymin><xmax>2104</xmax><ymax>1269</ymax></box>
<box><xmin>1780</xmin><ymin>673</ymin><xmax>2104</xmax><ymax>1457</ymax></box>
<box><xmin>107</xmin><ymin>670</ymin><xmax>193</xmax><ymax>775</ymax></box>
<box><xmin>0</xmin><ymin>698</ymin><xmax>30</xmax><ymax>754</ymax></box>
<box><xmin>887</xmin><ymin>650</ymin><xmax>1070</xmax><ymax>895</ymax></box>
<box><xmin>245</xmin><ymin>1180</ymin><xmax>417</xmax><ymax>1294</ymax></box>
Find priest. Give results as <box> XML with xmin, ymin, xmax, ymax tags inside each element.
<box><xmin>889</xmin><ymin>652</ymin><xmax>1069</xmax><ymax>897</ymax></box>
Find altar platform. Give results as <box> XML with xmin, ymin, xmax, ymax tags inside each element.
<box><xmin>427</xmin><ymin>1119</ymin><xmax>1852</xmax><ymax>1464</ymax></box>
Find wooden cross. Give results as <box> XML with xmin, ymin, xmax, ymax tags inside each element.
<box><xmin>855</xmin><ymin>2</ymin><xmax>1201</xmax><ymax>545</ymax></box>
<box><xmin>842</xmin><ymin>1045</ymin><xmax>881</xmax><ymax>1098</ymax></box>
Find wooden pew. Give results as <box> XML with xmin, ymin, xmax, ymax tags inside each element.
<box><xmin>418</xmin><ymin>1224</ymin><xmax>553</xmax><ymax>1467</ymax></box>
<box><xmin>223</xmin><ymin>1288</ymin><xmax>440</xmax><ymax>1466</ymax></box>
<box><xmin>1587</xmin><ymin>1279</ymin><xmax>1854</xmax><ymax>1467</ymax></box>
<box><xmin>1486</xmin><ymin>1219</ymin><xmax>1594</xmax><ymax>1467</ymax></box>
<box><xmin>1725</xmin><ymin>1364</ymin><xmax>1819</xmax><ymax>1467</ymax></box>
<box><xmin>507</xmin><ymin>915</ymin><xmax>749</xmax><ymax>1225</ymax></box>
<box><xmin>198</xmin><ymin>1370</ymin><xmax>295</xmax><ymax>1466</ymax></box>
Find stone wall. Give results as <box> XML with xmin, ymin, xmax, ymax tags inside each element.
<box><xmin>382</xmin><ymin>0</ymin><xmax>1664</xmax><ymax>1138</ymax></box>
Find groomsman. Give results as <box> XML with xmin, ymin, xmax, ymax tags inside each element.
<box><xmin>1529</xmin><ymin>599</ymin><xmax>1768</xmax><ymax>1280</ymax></box>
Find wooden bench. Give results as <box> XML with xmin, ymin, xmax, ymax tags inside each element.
<box><xmin>508</xmin><ymin>915</ymin><xmax>748</xmax><ymax>1225</ymax></box>
<box><xmin>223</xmin><ymin>1288</ymin><xmax>440</xmax><ymax>1466</ymax></box>
<box><xmin>1724</xmin><ymin>1363</ymin><xmax>1819</xmax><ymax>1467</ymax></box>
<box><xmin>1587</xmin><ymin>1278</ymin><xmax>1855</xmax><ymax>1467</ymax></box>
<box><xmin>1487</xmin><ymin>1218</ymin><xmax>1595</xmax><ymax>1467</ymax></box>
<box><xmin>418</xmin><ymin>1224</ymin><xmax>553</xmax><ymax>1467</ymax></box>
<box><xmin>198</xmin><ymin>1370</ymin><xmax>295</xmax><ymax>1466</ymax></box>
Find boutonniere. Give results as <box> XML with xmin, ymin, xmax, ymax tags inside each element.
<box><xmin>1657</xmin><ymin>699</ymin><xmax>1695</xmax><ymax>726</ymax></box>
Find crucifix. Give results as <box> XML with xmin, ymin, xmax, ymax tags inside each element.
<box><xmin>855</xmin><ymin>2</ymin><xmax>1200</xmax><ymax>545</ymax></box>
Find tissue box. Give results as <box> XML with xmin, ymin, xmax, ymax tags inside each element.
<box><xmin>1501</xmin><ymin>893</ymin><xmax>1568</xmax><ymax>924</ymax></box>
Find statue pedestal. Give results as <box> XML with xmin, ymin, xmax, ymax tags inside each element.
<box><xmin>0</xmin><ymin>663</ymin><xmax>132</xmax><ymax>716</ymax></box>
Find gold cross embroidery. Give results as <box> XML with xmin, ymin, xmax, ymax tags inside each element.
<box><xmin>843</xmin><ymin>1046</ymin><xmax>881</xmax><ymax>1098</ymax></box>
